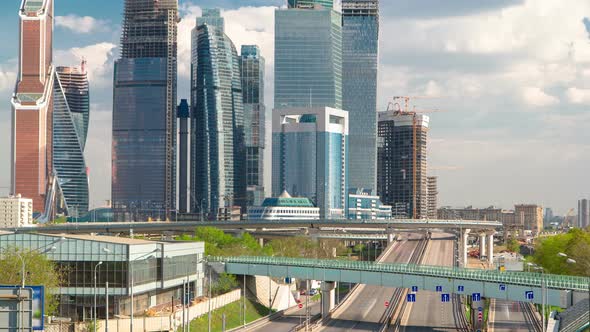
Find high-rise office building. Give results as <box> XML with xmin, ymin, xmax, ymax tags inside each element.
<box><xmin>578</xmin><ymin>199</ymin><xmax>589</xmax><ymax>228</ymax></box>
<box><xmin>112</xmin><ymin>0</ymin><xmax>178</xmax><ymax>221</ymax></box>
<box><xmin>191</xmin><ymin>9</ymin><xmax>245</xmax><ymax>218</ymax></box>
<box><xmin>177</xmin><ymin>99</ymin><xmax>190</xmax><ymax>213</ymax></box>
<box><xmin>272</xmin><ymin>107</ymin><xmax>348</xmax><ymax>219</ymax></box>
<box><xmin>11</xmin><ymin>0</ymin><xmax>54</xmax><ymax>214</ymax></box>
<box><xmin>377</xmin><ymin>111</ymin><xmax>429</xmax><ymax>219</ymax></box>
<box><xmin>274</xmin><ymin>2</ymin><xmax>342</xmax><ymax>110</ymax></box>
<box><xmin>342</xmin><ymin>0</ymin><xmax>379</xmax><ymax>191</ymax></box>
<box><xmin>515</xmin><ymin>204</ymin><xmax>543</xmax><ymax>233</ymax></box>
<box><xmin>426</xmin><ymin>176</ymin><xmax>438</xmax><ymax>219</ymax></box>
<box><xmin>53</xmin><ymin>64</ymin><xmax>90</xmax><ymax>217</ymax></box>
<box><xmin>240</xmin><ymin>45</ymin><xmax>266</xmax><ymax>207</ymax></box>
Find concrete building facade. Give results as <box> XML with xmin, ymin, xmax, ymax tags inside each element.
<box><xmin>347</xmin><ymin>188</ymin><xmax>391</xmax><ymax>220</ymax></box>
<box><xmin>377</xmin><ymin>111</ymin><xmax>429</xmax><ymax>219</ymax></box>
<box><xmin>0</xmin><ymin>195</ymin><xmax>33</xmax><ymax>228</ymax></box>
<box><xmin>426</xmin><ymin>176</ymin><xmax>438</xmax><ymax>219</ymax></box>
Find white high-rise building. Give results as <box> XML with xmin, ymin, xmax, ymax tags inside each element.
<box><xmin>0</xmin><ymin>195</ymin><xmax>33</xmax><ymax>228</ymax></box>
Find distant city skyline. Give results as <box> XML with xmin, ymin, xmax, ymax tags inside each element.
<box><xmin>1</xmin><ymin>0</ymin><xmax>590</xmax><ymax>214</ymax></box>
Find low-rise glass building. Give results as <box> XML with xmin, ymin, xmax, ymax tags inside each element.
<box><xmin>0</xmin><ymin>233</ymin><xmax>204</xmax><ymax>321</ymax></box>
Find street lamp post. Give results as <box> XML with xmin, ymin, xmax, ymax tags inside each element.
<box><xmin>93</xmin><ymin>261</ymin><xmax>103</xmax><ymax>330</ymax></box>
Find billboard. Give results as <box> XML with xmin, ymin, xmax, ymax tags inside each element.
<box><xmin>0</xmin><ymin>285</ymin><xmax>44</xmax><ymax>331</ymax></box>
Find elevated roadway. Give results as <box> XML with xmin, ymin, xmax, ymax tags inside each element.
<box><xmin>488</xmin><ymin>299</ymin><xmax>541</xmax><ymax>332</ymax></box>
<box><xmin>5</xmin><ymin>219</ymin><xmax>502</xmax><ymax>235</ymax></box>
<box><xmin>319</xmin><ymin>233</ymin><xmax>426</xmax><ymax>331</ymax></box>
<box><xmin>399</xmin><ymin>233</ymin><xmax>465</xmax><ymax>331</ymax></box>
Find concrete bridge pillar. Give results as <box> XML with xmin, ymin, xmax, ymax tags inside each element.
<box><xmin>487</xmin><ymin>232</ymin><xmax>495</xmax><ymax>266</ymax></box>
<box><xmin>259</xmin><ymin>237</ymin><xmax>264</xmax><ymax>247</ymax></box>
<box><xmin>321</xmin><ymin>281</ymin><xmax>336</xmax><ymax>317</ymax></box>
<box><xmin>479</xmin><ymin>233</ymin><xmax>486</xmax><ymax>259</ymax></box>
<box><xmin>387</xmin><ymin>231</ymin><xmax>396</xmax><ymax>244</ymax></box>
<box><xmin>462</xmin><ymin>229</ymin><xmax>470</xmax><ymax>268</ymax></box>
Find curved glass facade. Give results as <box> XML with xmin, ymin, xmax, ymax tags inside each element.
<box><xmin>53</xmin><ymin>67</ymin><xmax>89</xmax><ymax>217</ymax></box>
<box><xmin>191</xmin><ymin>10</ymin><xmax>245</xmax><ymax>216</ymax></box>
<box><xmin>342</xmin><ymin>0</ymin><xmax>379</xmax><ymax>191</ymax></box>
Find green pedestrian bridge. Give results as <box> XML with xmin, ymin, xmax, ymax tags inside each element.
<box><xmin>210</xmin><ymin>256</ymin><xmax>589</xmax><ymax>308</ymax></box>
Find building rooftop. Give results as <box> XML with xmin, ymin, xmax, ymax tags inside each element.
<box><xmin>261</xmin><ymin>191</ymin><xmax>316</xmax><ymax>207</ymax></box>
<box><xmin>47</xmin><ymin>233</ymin><xmax>155</xmax><ymax>245</ymax></box>
<box><xmin>23</xmin><ymin>0</ymin><xmax>45</xmax><ymax>12</ymax></box>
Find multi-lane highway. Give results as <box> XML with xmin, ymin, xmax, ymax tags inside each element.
<box><xmin>488</xmin><ymin>299</ymin><xmax>542</xmax><ymax>332</ymax></box>
<box><xmin>399</xmin><ymin>233</ymin><xmax>465</xmax><ymax>332</ymax></box>
<box><xmin>318</xmin><ymin>233</ymin><xmax>426</xmax><ymax>332</ymax></box>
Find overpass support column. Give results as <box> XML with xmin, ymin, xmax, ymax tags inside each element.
<box><xmin>479</xmin><ymin>233</ymin><xmax>486</xmax><ymax>259</ymax></box>
<box><xmin>487</xmin><ymin>232</ymin><xmax>495</xmax><ymax>266</ymax></box>
<box><xmin>321</xmin><ymin>281</ymin><xmax>336</xmax><ymax>317</ymax></box>
<box><xmin>462</xmin><ymin>229</ymin><xmax>470</xmax><ymax>268</ymax></box>
<box><xmin>387</xmin><ymin>231</ymin><xmax>396</xmax><ymax>244</ymax></box>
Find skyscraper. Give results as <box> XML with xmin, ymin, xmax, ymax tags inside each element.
<box><xmin>177</xmin><ymin>99</ymin><xmax>190</xmax><ymax>213</ymax></box>
<box><xmin>426</xmin><ymin>176</ymin><xmax>438</xmax><ymax>219</ymax></box>
<box><xmin>191</xmin><ymin>9</ymin><xmax>245</xmax><ymax>218</ymax></box>
<box><xmin>240</xmin><ymin>45</ymin><xmax>266</xmax><ymax>207</ymax></box>
<box><xmin>53</xmin><ymin>64</ymin><xmax>90</xmax><ymax>217</ymax></box>
<box><xmin>272</xmin><ymin>107</ymin><xmax>348</xmax><ymax>219</ymax></box>
<box><xmin>112</xmin><ymin>0</ymin><xmax>178</xmax><ymax>221</ymax></box>
<box><xmin>342</xmin><ymin>0</ymin><xmax>379</xmax><ymax>191</ymax></box>
<box><xmin>377</xmin><ymin>111</ymin><xmax>429</xmax><ymax>219</ymax></box>
<box><xmin>578</xmin><ymin>199</ymin><xmax>589</xmax><ymax>228</ymax></box>
<box><xmin>274</xmin><ymin>2</ymin><xmax>342</xmax><ymax>110</ymax></box>
<box><xmin>11</xmin><ymin>0</ymin><xmax>54</xmax><ymax>214</ymax></box>
<box><xmin>288</xmin><ymin>0</ymin><xmax>334</xmax><ymax>8</ymax></box>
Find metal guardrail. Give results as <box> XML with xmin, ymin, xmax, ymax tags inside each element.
<box><xmin>520</xmin><ymin>302</ymin><xmax>543</xmax><ymax>332</ymax></box>
<box><xmin>209</xmin><ymin>256</ymin><xmax>590</xmax><ymax>291</ymax></box>
<box><xmin>559</xmin><ymin>313</ymin><xmax>589</xmax><ymax>332</ymax></box>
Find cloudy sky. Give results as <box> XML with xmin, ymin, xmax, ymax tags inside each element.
<box><xmin>1</xmin><ymin>0</ymin><xmax>589</xmax><ymax>214</ymax></box>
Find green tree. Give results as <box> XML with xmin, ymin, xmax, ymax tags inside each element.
<box><xmin>506</xmin><ymin>238</ymin><xmax>520</xmax><ymax>253</ymax></box>
<box><xmin>212</xmin><ymin>273</ymin><xmax>239</xmax><ymax>296</ymax></box>
<box><xmin>533</xmin><ymin>228</ymin><xmax>590</xmax><ymax>276</ymax></box>
<box><xmin>0</xmin><ymin>247</ymin><xmax>63</xmax><ymax>315</ymax></box>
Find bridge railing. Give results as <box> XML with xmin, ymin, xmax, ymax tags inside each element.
<box><xmin>208</xmin><ymin>256</ymin><xmax>590</xmax><ymax>291</ymax></box>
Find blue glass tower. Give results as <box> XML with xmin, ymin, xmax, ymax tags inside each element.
<box><xmin>342</xmin><ymin>0</ymin><xmax>379</xmax><ymax>192</ymax></box>
<box><xmin>53</xmin><ymin>65</ymin><xmax>90</xmax><ymax>217</ymax></box>
<box><xmin>112</xmin><ymin>0</ymin><xmax>178</xmax><ymax>221</ymax></box>
<box><xmin>191</xmin><ymin>9</ymin><xmax>245</xmax><ymax>217</ymax></box>
<box><xmin>272</xmin><ymin>107</ymin><xmax>348</xmax><ymax>219</ymax></box>
<box><xmin>274</xmin><ymin>3</ymin><xmax>342</xmax><ymax>110</ymax></box>
<box><xmin>240</xmin><ymin>45</ymin><xmax>266</xmax><ymax>207</ymax></box>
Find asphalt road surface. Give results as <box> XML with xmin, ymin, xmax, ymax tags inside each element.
<box><xmin>400</xmin><ymin>233</ymin><xmax>460</xmax><ymax>332</ymax></box>
<box><xmin>488</xmin><ymin>299</ymin><xmax>535</xmax><ymax>332</ymax></box>
<box><xmin>319</xmin><ymin>233</ymin><xmax>424</xmax><ymax>332</ymax></box>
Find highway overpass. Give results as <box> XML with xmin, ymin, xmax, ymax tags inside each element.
<box><xmin>211</xmin><ymin>255</ymin><xmax>588</xmax><ymax>308</ymax></box>
<box><xmin>5</xmin><ymin>219</ymin><xmax>501</xmax><ymax>234</ymax></box>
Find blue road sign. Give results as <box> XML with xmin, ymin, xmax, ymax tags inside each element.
<box><xmin>441</xmin><ymin>293</ymin><xmax>451</xmax><ymax>302</ymax></box>
<box><xmin>458</xmin><ymin>285</ymin><xmax>464</xmax><ymax>292</ymax></box>
<box><xmin>499</xmin><ymin>284</ymin><xmax>506</xmax><ymax>291</ymax></box>
<box><xmin>436</xmin><ymin>286</ymin><xmax>443</xmax><ymax>292</ymax></box>
<box><xmin>525</xmin><ymin>291</ymin><xmax>534</xmax><ymax>300</ymax></box>
<box><xmin>407</xmin><ymin>293</ymin><xmax>416</xmax><ymax>302</ymax></box>
<box><xmin>478</xmin><ymin>306</ymin><xmax>483</xmax><ymax>312</ymax></box>
<box><xmin>411</xmin><ymin>286</ymin><xmax>418</xmax><ymax>292</ymax></box>
<box><xmin>472</xmin><ymin>293</ymin><xmax>481</xmax><ymax>302</ymax></box>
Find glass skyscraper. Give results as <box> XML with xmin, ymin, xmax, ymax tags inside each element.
<box><xmin>191</xmin><ymin>9</ymin><xmax>245</xmax><ymax>217</ymax></box>
<box><xmin>342</xmin><ymin>0</ymin><xmax>379</xmax><ymax>191</ymax></box>
<box><xmin>240</xmin><ymin>45</ymin><xmax>266</xmax><ymax>207</ymax></box>
<box><xmin>112</xmin><ymin>0</ymin><xmax>178</xmax><ymax>221</ymax></box>
<box><xmin>53</xmin><ymin>65</ymin><xmax>90</xmax><ymax>217</ymax></box>
<box><xmin>272</xmin><ymin>107</ymin><xmax>348</xmax><ymax>219</ymax></box>
<box><xmin>288</xmin><ymin>0</ymin><xmax>334</xmax><ymax>8</ymax></box>
<box><xmin>274</xmin><ymin>4</ymin><xmax>342</xmax><ymax>110</ymax></box>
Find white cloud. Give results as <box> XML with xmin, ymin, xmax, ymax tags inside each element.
<box><xmin>54</xmin><ymin>42</ymin><xmax>117</xmax><ymax>87</ymax></box>
<box><xmin>55</xmin><ymin>15</ymin><xmax>110</xmax><ymax>34</ymax></box>
<box><xmin>0</xmin><ymin>67</ymin><xmax>16</xmax><ymax>93</ymax></box>
<box><xmin>566</xmin><ymin>87</ymin><xmax>590</xmax><ymax>104</ymax></box>
<box><xmin>521</xmin><ymin>87</ymin><xmax>559</xmax><ymax>107</ymax></box>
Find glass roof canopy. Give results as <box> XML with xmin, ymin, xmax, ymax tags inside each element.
<box><xmin>24</xmin><ymin>0</ymin><xmax>44</xmax><ymax>12</ymax></box>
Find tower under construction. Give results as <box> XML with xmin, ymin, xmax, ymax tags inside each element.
<box><xmin>377</xmin><ymin>110</ymin><xmax>429</xmax><ymax>219</ymax></box>
<box><xmin>112</xmin><ymin>0</ymin><xmax>178</xmax><ymax>221</ymax></box>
